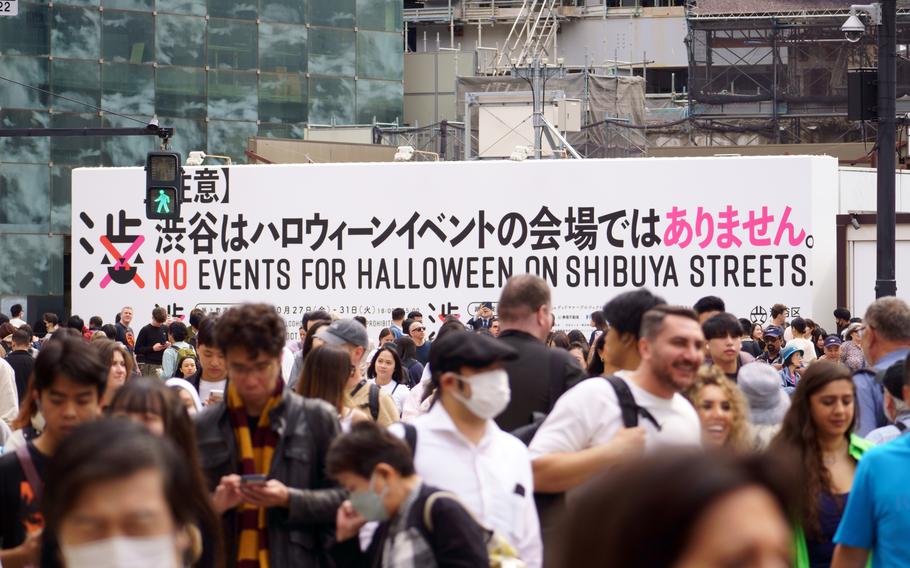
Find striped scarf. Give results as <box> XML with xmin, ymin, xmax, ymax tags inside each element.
<box><xmin>227</xmin><ymin>377</ymin><xmax>285</xmax><ymax>568</ymax></box>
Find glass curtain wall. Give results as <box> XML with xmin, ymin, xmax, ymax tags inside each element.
<box><xmin>0</xmin><ymin>0</ymin><xmax>403</xmax><ymax>300</ymax></box>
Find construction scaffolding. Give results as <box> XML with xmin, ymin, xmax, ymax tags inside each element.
<box><xmin>684</xmin><ymin>0</ymin><xmax>910</xmax><ymax>145</ymax></box>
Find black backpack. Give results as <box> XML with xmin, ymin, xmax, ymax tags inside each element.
<box><xmin>510</xmin><ymin>375</ymin><xmax>661</xmax><ymax>446</ymax></box>
<box><xmin>350</xmin><ymin>380</ymin><xmax>381</xmax><ymax>421</ymax></box>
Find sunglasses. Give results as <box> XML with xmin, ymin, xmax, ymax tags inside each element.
<box><xmin>412</xmin><ymin>327</ymin><xmax>426</xmax><ymax>332</ymax></box>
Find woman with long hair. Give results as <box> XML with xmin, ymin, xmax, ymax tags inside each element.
<box><xmin>769</xmin><ymin>360</ymin><xmax>873</xmax><ymax>568</ymax></box>
<box><xmin>92</xmin><ymin>339</ymin><xmax>133</xmax><ymax>408</ymax></box>
<box><xmin>394</xmin><ymin>336</ymin><xmax>424</xmax><ymax>388</ymax></box>
<box><xmin>107</xmin><ymin>377</ymin><xmax>223</xmax><ymax>567</ymax></box>
<box><xmin>295</xmin><ymin>343</ymin><xmax>368</xmax><ymax>432</ymax></box>
<box><xmin>685</xmin><ymin>366</ymin><xmax>752</xmax><ymax>451</ymax></box>
<box><xmin>366</xmin><ymin>345</ymin><xmax>410</xmax><ymax>415</ymax></box>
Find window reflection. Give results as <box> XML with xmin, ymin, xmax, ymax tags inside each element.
<box><xmin>157</xmin><ymin>0</ymin><xmax>206</xmax><ymax>16</ymax></box>
<box><xmin>260</xmin><ymin>73</ymin><xmax>307</xmax><ymax>123</ymax></box>
<box><xmin>0</xmin><ymin>163</ymin><xmax>51</xmax><ymax>232</ymax></box>
<box><xmin>0</xmin><ymin>57</ymin><xmax>49</xmax><ymax>109</ymax></box>
<box><xmin>0</xmin><ymin>110</ymin><xmax>50</xmax><ymax>163</ymax></box>
<box><xmin>357</xmin><ymin>31</ymin><xmax>403</xmax><ymax>80</ymax></box>
<box><xmin>51</xmin><ymin>6</ymin><xmax>100</xmax><ymax>60</ymax></box>
<box><xmin>207</xmin><ymin>120</ymin><xmax>257</xmax><ymax>163</ymax></box>
<box><xmin>0</xmin><ymin>4</ymin><xmax>50</xmax><ymax>55</ymax></box>
<box><xmin>50</xmin><ymin>59</ymin><xmax>100</xmax><ymax>113</ymax></box>
<box><xmin>51</xmin><ymin>166</ymin><xmax>72</xmax><ymax>234</ymax></box>
<box><xmin>102</xmin><ymin>0</ymin><xmax>154</xmax><ymax>12</ymax></box>
<box><xmin>357</xmin><ymin>79</ymin><xmax>402</xmax><ymax>124</ymax></box>
<box><xmin>310</xmin><ymin>0</ymin><xmax>354</xmax><ymax>27</ymax></box>
<box><xmin>309</xmin><ymin>28</ymin><xmax>354</xmax><ymax>76</ymax></box>
<box><xmin>208</xmin><ymin>0</ymin><xmax>256</xmax><ymax>20</ymax></box>
<box><xmin>102</xmin><ymin>63</ymin><xmax>155</xmax><ymax>115</ymax></box>
<box><xmin>102</xmin><ymin>10</ymin><xmax>155</xmax><ymax>64</ymax></box>
<box><xmin>0</xmin><ymin>235</ymin><xmax>64</xmax><ymax>295</ymax></box>
<box><xmin>208</xmin><ymin>70</ymin><xmax>258</xmax><ymax>120</ymax></box>
<box><xmin>309</xmin><ymin>77</ymin><xmax>354</xmax><ymax>124</ymax></box>
<box><xmin>157</xmin><ymin>67</ymin><xmax>206</xmax><ymax>118</ymax></box>
<box><xmin>260</xmin><ymin>0</ymin><xmax>304</xmax><ymax>24</ymax></box>
<box><xmin>50</xmin><ymin>113</ymin><xmax>101</xmax><ymax>165</ymax></box>
<box><xmin>157</xmin><ymin>15</ymin><xmax>206</xmax><ymax>67</ymax></box>
<box><xmin>260</xmin><ymin>23</ymin><xmax>306</xmax><ymax>73</ymax></box>
<box><xmin>102</xmin><ymin>114</ymin><xmax>157</xmax><ymax>166</ymax></box>
<box><xmin>357</xmin><ymin>0</ymin><xmax>402</xmax><ymax>32</ymax></box>
<box><xmin>207</xmin><ymin>19</ymin><xmax>257</xmax><ymax>70</ymax></box>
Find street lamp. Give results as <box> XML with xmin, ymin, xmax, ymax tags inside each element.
<box><xmin>842</xmin><ymin>2</ymin><xmax>897</xmax><ymax>298</ymax></box>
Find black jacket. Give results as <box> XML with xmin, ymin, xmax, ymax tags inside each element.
<box><xmin>5</xmin><ymin>350</ymin><xmax>34</xmax><ymax>401</ymax></box>
<box><xmin>195</xmin><ymin>390</ymin><xmax>346</xmax><ymax>568</ymax></box>
<box><xmin>495</xmin><ymin>329</ymin><xmax>586</xmax><ymax>432</ymax></box>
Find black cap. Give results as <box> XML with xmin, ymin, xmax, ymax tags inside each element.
<box><xmin>882</xmin><ymin>359</ymin><xmax>907</xmax><ymax>400</ymax></box>
<box><xmin>430</xmin><ymin>331</ymin><xmax>518</xmax><ymax>376</ymax></box>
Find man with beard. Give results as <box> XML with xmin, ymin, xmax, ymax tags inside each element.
<box><xmin>757</xmin><ymin>326</ymin><xmax>784</xmax><ymax>369</ymax></box>
<box><xmin>529</xmin><ymin>305</ymin><xmax>704</xmax><ymax>494</ymax></box>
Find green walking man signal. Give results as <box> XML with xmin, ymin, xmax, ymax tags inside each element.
<box><xmin>145</xmin><ymin>151</ymin><xmax>183</xmax><ymax>220</ymax></box>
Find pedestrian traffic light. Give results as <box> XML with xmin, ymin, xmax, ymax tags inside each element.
<box><xmin>145</xmin><ymin>151</ymin><xmax>183</xmax><ymax>220</ymax></box>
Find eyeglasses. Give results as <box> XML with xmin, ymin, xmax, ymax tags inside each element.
<box><xmin>411</xmin><ymin>327</ymin><xmax>426</xmax><ymax>332</ymax></box>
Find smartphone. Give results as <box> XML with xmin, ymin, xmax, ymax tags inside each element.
<box><xmin>240</xmin><ymin>474</ymin><xmax>267</xmax><ymax>485</ymax></box>
<box><xmin>209</xmin><ymin>390</ymin><xmax>224</xmax><ymax>402</ymax></box>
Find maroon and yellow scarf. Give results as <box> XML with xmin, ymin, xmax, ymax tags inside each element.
<box><xmin>227</xmin><ymin>377</ymin><xmax>284</xmax><ymax>568</ymax></box>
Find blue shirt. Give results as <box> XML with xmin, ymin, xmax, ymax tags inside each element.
<box><xmin>390</xmin><ymin>324</ymin><xmax>403</xmax><ymax>339</ymax></box>
<box><xmin>853</xmin><ymin>348</ymin><xmax>909</xmax><ymax>437</ymax></box>
<box><xmin>834</xmin><ymin>432</ymin><xmax>910</xmax><ymax>567</ymax></box>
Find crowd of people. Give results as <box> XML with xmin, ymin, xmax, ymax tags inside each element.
<box><xmin>0</xmin><ymin>281</ymin><xmax>909</xmax><ymax>568</ymax></box>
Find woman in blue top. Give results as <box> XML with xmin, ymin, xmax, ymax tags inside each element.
<box><xmin>770</xmin><ymin>360</ymin><xmax>873</xmax><ymax>568</ymax></box>
<box><xmin>779</xmin><ymin>345</ymin><xmax>804</xmax><ymax>394</ymax></box>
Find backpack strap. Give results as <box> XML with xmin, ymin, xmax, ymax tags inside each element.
<box><xmin>368</xmin><ymin>383</ymin><xmax>380</xmax><ymax>421</ymax></box>
<box><xmin>350</xmin><ymin>379</ymin><xmax>367</xmax><ymax>397</ymax></box>
<box><xmin>604</xmin><ymin>375</ymin><xmax>662</xmax><ymax>431</ymax></box>
<box><xmin>897</xmin><ymin>421</ymin><xmax>908</xmax><ymax>433</ymax></box>
<box><xmin>15</xmin><ymin>445</ymin><xmax>43</xmax><ymax>505</ymax></box>
<box><xmin>401</xmin><ymin>422</ymin><xmax>418</xmax><ymax>456</ymax></box>
<box><xmin>423</xmin><ymin>491</ymin><xmax>481</xmax><ymax>533</ymax></box>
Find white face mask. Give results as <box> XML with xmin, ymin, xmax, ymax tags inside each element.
<box><xmin>61</xmin><ymin>534</ymin><xmax>180</xmax><ymax>568</ymax></box>
<box><xmin>451</xmin><ymin>369</ymin><xmax>511</xmax><ymax>420</ymax></box>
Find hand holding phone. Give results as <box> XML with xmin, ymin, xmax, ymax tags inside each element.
<box><xmin>240</xmin><ymin>474</ymin><xmax>268</xmax><ymax>486</ymax></box>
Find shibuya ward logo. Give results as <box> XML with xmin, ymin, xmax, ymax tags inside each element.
<box><xmin>78</xmin><ymin>211</ymin><xmax>146</xmax><ymax>289</ymax></box>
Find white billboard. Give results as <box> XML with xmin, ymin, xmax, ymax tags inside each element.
<box><xmin>72</xmin><ymin>156</ymin><xmax>839</xmax><ymax>340</ymax></box>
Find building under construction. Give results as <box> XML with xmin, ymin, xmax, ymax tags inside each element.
<box><xmin>679</xmin><ymin>0</ymin><xmax>910</xmax><ymax>148</ymax></box>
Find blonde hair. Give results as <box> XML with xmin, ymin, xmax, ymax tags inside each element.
<box><xmin>686</xmin><ymin>366</ymin><xmax>752</xmax><ymax>452</ymax></box>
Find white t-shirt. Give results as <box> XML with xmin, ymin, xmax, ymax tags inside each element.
<box><xmin>370</xmin><ymin>379</ymin><xmax>410</xmax><ymax>415</ymax></box>
<box><xmin>529</xmin><ymin>375</ymin><xmax>702</xmax><ymax>459</ymax></box>
<box><xmin>199</xmin><ymin>379</ymin><xmax>227</xmax><ymax>405</ymax></box>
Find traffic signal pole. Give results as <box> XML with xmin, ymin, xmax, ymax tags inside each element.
<box><xmin>0</xmin><ymin>123</ymin><xmax>174</xmax><ymax>144</ymax></box>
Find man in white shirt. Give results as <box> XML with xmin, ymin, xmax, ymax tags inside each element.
<box><xmin>8</xmin><ymin>304</ymin><xmax>26</xmax><ymax>329</ymax></box>
<box><xmin>530</xmin><ymin>305</ymin><xmax>704</xmax><ymax>494</ymax></box>
<box><xmin>393</xmin><ymin>331</ymin><xmax>543</xmax><ymax>567</ymax></box>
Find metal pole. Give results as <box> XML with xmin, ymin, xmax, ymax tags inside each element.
<box><xmin>876</xmin><ymin>0</ymin><xmax>898</xmax><ymax>297</ymax></box>
<box><xmin>534</xmin><ymin>60</ymin><xmax>544</xmax><ymax>159</ymax></box>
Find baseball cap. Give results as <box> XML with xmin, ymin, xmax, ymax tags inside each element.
<box><xmin>316</xmin><ymin>319</ymin><xmax>369</xmax><ymax>350</ymax></box>
<box><xmin>882</xmin><ymin>359</ymin><xmax>907</xmax><ymax>400</ymax></box>
<box><xmin>763</xmin><ymin>326</ymin><xmax>783</xmax><ymax>339</ymax></box>
<box><xmin>430</xmin><ymin>331</ymin><xmax>518</xmax><ymax>377</ymax></box>
<box><xmin>823</xmin><ymin>335</ymin><xmax>843</xmax><ymax>348</ymax></box>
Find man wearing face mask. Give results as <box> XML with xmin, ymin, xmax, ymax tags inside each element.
<box><xmin>390</xmin><ymin>331</ymin><xmax>543</xmax><ymax>567</ymax></box>
<box><xmin>328</xmin><ymin>421</ymin><xmax>490</xmax><ymax>566</ymax></box>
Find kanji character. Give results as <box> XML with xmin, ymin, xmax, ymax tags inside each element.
<box><xmin>497</xmin><ymin>213</ymin><xmax>528</xmax><ymax>248</ymax></box>
<box><xmin>631</xmin><ymin>208</ymin><xmax>662</xmax><ymax>248</ymax></box>
<box><xmin>773</xmin><ymin>206</ymin><xmax>806</xmax><ymax>246</ymax></box>
<box><xmin>106</xmin><ymin>210</ymin><xmax>141</xmax><ymax>244</ymax></box>
<box><xmin>529</xmin><ymin>206</ymin><xmax>562</xmax><ymax>250</ymax></box>
<box><xmin>598</xmin><ymin>209</ymin><xmax>627</xmax><ymax>247</ymax></box>
<box><xmin>695</xmin><ymin>207</ymin><xmax>714</xmax><ymax>249</ymax></box>
<box><xmin>155</xmin><ymin>218</ymin><xmax>186</xmax><ymax>254</ymax></box>
<box><xmin>743</xmin><ymin>206</ymin><xmax>774</xmax><ymax>246</ymax></box>
<box><xmin>663</xmin><ymin>206</ymin><xmax>693</xmax><ymax>248</ymax></box>
<box><xmin>716</xmin><ymin>205</ymin><xmax>742</xmax><ymax>249</ymax></box>
<box><xmin>193</xmin><ymin>168</ymin><xmax>221</xmax><ymax>204</ymax></box>
<box><xmin>187</xmin><ymin>212</ymin><xmax>218</xmax><ymax>254</ymax></box>
<box><xmin>564</xmin><ymin>207</ymin><xmax>598</xmax><ymax>251</ymax></box>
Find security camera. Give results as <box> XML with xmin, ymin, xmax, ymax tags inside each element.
<box><xmin>841</xmin><ymin>14</ymin><xmax>866</xmax><ymax>43</ymax></box>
